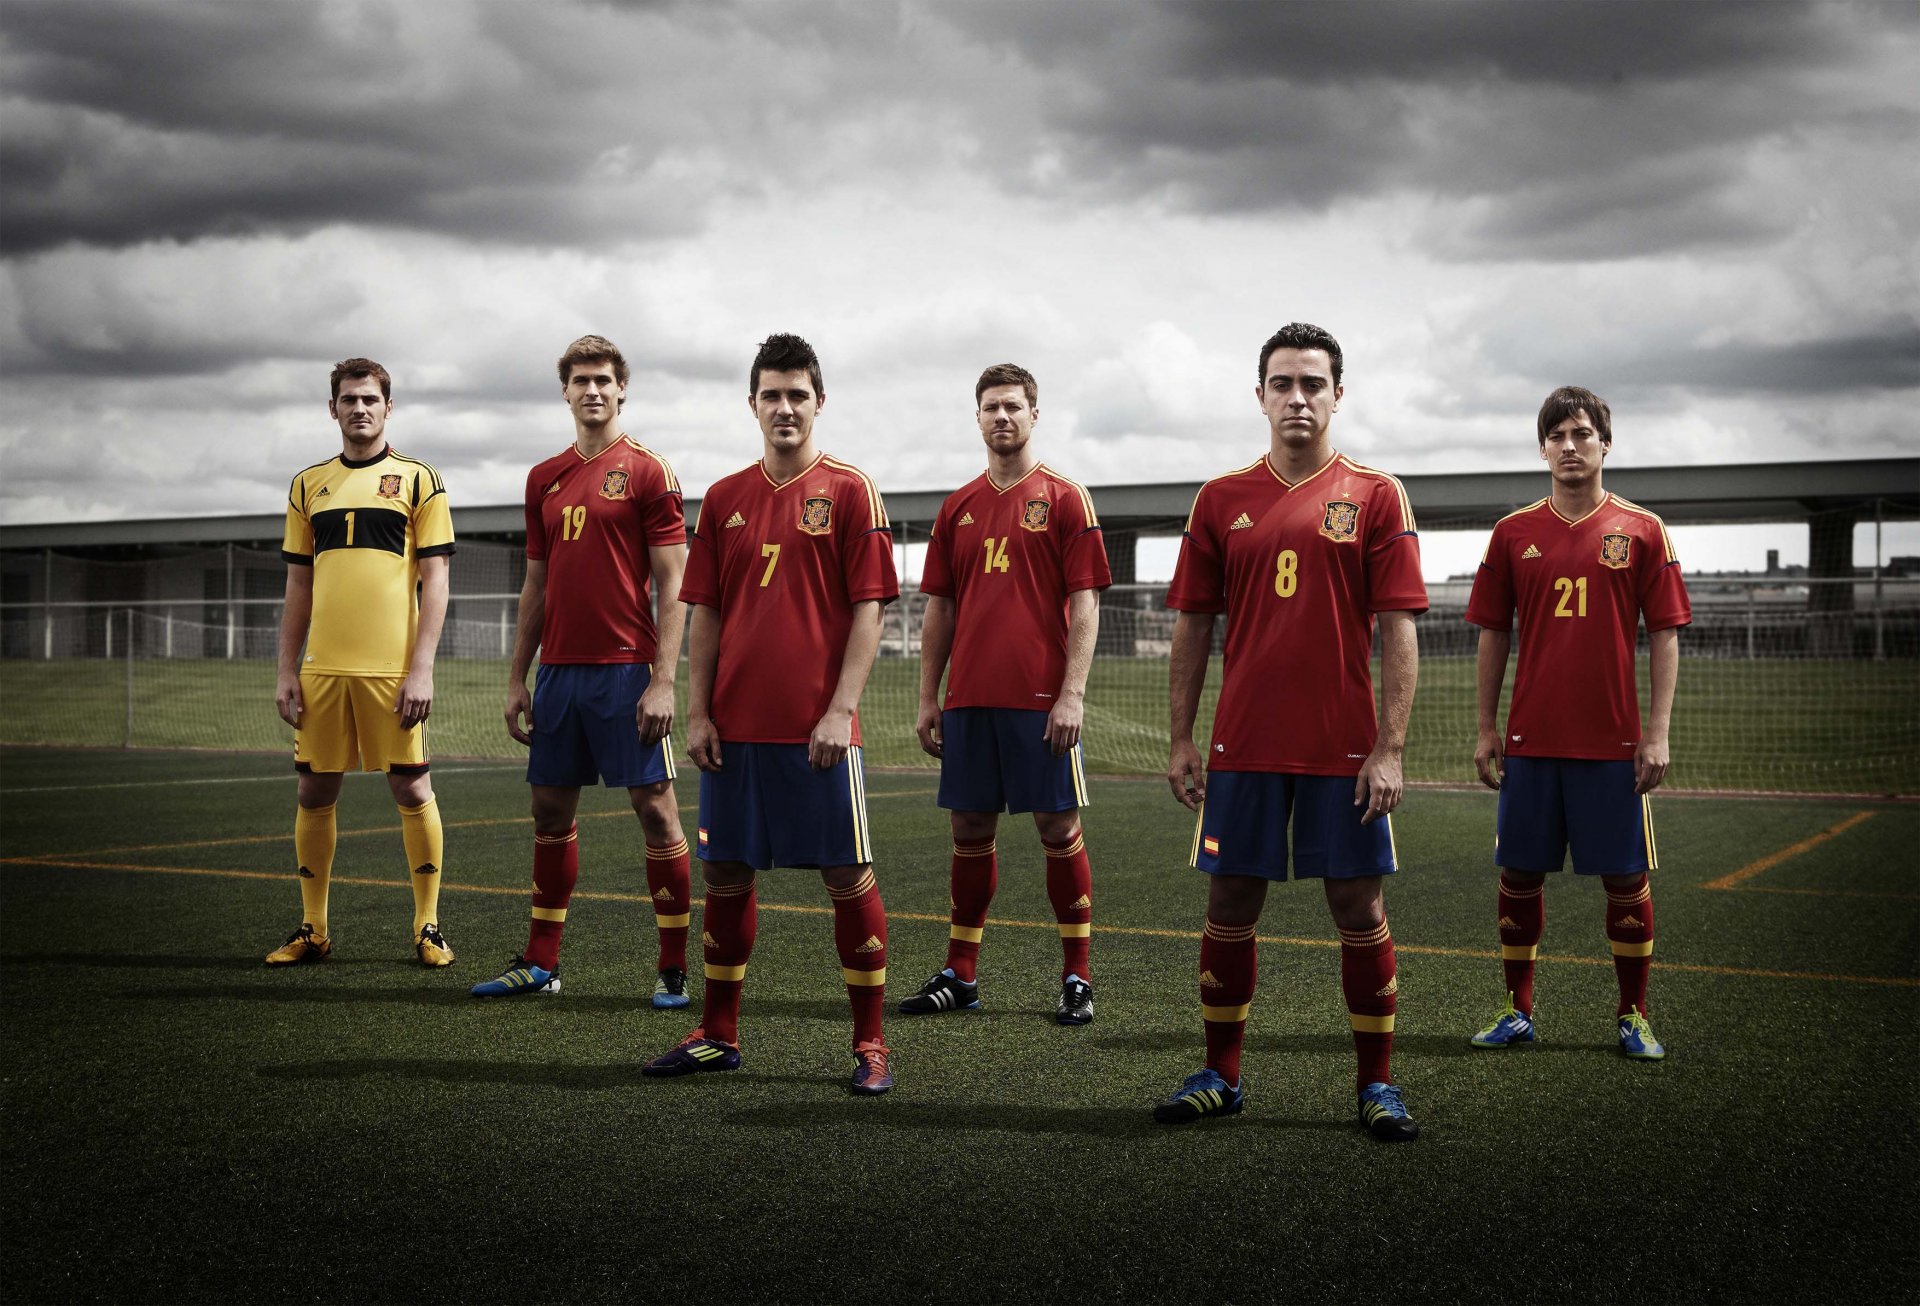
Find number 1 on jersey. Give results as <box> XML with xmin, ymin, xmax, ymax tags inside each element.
<box><xmin>344</xmin><ymin>510</ymin><xmax>355</xmax><ymax>547</ymax></box>
<box><xmin>982</xmin><ymin>537</ymin><xmax>1011</xmax><ymax>573</ymax></box>
<box><xmin>760</xmin><ymin>543</ymin><xmax>781</xmax><ymax>587</ymax></box>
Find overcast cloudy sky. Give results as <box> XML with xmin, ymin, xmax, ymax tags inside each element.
<box><xmin>2</xmin><ymin>0</ymin><xmax>1915</xmax><ymax>575</ymax></box>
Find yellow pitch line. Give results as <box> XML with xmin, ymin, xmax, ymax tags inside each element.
<box><xmin>8</xmin><ymin>856</ymin><xmax>1916</xmax><ymax>988</ymax></box>
<box><xmin>1701</xmin><ymin>811</ymin><xmax>1876</xmax><ymax>891</ymax></box>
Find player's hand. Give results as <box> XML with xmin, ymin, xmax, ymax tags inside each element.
<box><xmin>1634</xmin><ymin>736</ymin><xmax>1669</xmax><ymax>795</ymax></box>
<box><xmin>1168</xmin><ymin>738</ymin><xmax>1206</xmax><ymax>811</ymax></box>
<box><xmin>637</xmin><ymin>677</ymin><xmax>675</xmax><ymax>746</ymax></box>
<box><xmin>1044</xmin><ymin>689</ymin><xmax>1084</xmax><ymax>757</ymax></box>
<box><xmin>1354</xmin><ymin>746</ymin><xmax>1404</xmax><ymax>825</ymax></box>
<box><xmin>687</xmin><ymin>715</ymin><xmax>723</xmax><ymax>772</ymax></box>
<box><xmin>915</xmin><ymin>702</ymin><xmax>943</xmax><ymax>758</ymax></box>
<box><xmin>505</xmin><ymin>682</ymin><xmax>533</xmax><ymax>746</ymax></box>
<box><xmin>396</xmin><ymin>669</ymin><xmax>433</xmax><ymax>729</ymax></box>
<box><xmin>809</xmin><ymin>707</ymin><xmax>853</xmax><ymax>771</ymax></box>
<box><xmin>1474</xmin><ymin>729</ymin><xmax>1505</xmax><ymax>791</ymax></box>
<box><xmin>275</xmin><ymin>672</ymin><xmax>303</xmax><ymax>728</ymax></box>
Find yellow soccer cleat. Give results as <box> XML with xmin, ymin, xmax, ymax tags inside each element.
<box><xmin>415</xmin><ymin>923</ymin><xmax>455</xmax><ymax>968</ymax></box>
<box><xmin>266</xmin><ymin>923</ymin><xmax>331</xmax><ymax>966</ymax></box>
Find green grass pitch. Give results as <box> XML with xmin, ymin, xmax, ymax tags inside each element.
<box><xmin>2</xmin><ymin>747</ymin><xmax>1916</xmax><ymax>1303</ymax></box>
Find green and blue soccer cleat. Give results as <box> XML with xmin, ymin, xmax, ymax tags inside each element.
<box><xmin>1152</xmin><ymin>1068</ymin><xmax>1244</xmax><ymax>1124</ymax></box>
<box><xmin>1618</xmin><ymin>1007</ymin><xmax>1667</xmax><ymax>1059</ymax></box>
<box><xmin>1358</xmin><ymin>1081</ymin><xmax>1420</xmax><ymax>1142</ymax></box>
<box><xmin>469</xmin><ymin>956</ymin><xmax>560</xmax><ymax>998</ymax></box>
<box><xmin>1470</xmin><ymin>992</ymin><xmax>1536</xmax><ymax>1048</ymax></box>
<box><xmin>652</xmin><ymin>967</ymin><xmax>690</xmax><ymax>1009</ymax></box>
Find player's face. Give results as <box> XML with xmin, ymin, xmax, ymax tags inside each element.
<box><xmin>1256</xmin><ymin>348</ymin><xmax>1341</xmax><ymax>450</ymax></box>
<box><xmin>751</xmin><ymin>368</ymin><xmax>822</xmax><ymax>456</ymax></box>
<box><xmin>976</xmin><ymin>384</ymin><xmax>1036</xmax><ymax>458</ymax></box>
<box><xmin>565</xmin><ymin>363</ymin><xmax>625</xmax><ymax>430</ymax></box>
<box><xmin>330</xmin><ymin>378</ymin><xmax>391</xmax><ymax>450</ymax></box>
<box><xmin>1542</xmin><ymin>411</ymin><xmax>1608</xmax><ymax>486</ymax></box>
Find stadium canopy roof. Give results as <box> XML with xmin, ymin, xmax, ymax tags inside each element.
<box><xmin>3</xmin><ymin>457</ymin><xmax>1914</xmax><ymax>554</ymax></box>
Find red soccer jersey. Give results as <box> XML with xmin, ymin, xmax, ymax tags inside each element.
<box><xmin>921</xmin><ymin>464</ymin><xmax>1112</xmax><ymax>711</ymax></box>
<box><xmin>1465</xmin><ymin>493</ymin><xmax>1691</xmax><ymax>760</ymax></box>
<box><xmin>524</xmin><ymin>436</ymin><xmax>685</xmax><ymax>665</ymax></box>
<box><xmin>1166</xmin><ymin>452</ymin><xmax>1428</xmax><ymax>776</ymax></box>
<box><xmin>680</xmin><ymin>452</ymin><xmax>899</xmax><ymax>744</ymax></box>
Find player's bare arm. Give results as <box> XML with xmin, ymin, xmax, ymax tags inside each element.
<box><xmin>396</xmin><ymin>553</ymin><xmax>449</xmax><ymax>728</ymax></box>
<box><xmin>685</xmin><ymin>602</ymin><xmax>724</xmax><ymax>772</ymax></box>
<box><xmin>811</xmin><ymin>598</ymin><xmax>885</xmax><ymax>771</ymax></box>
<box><xmin>1045</xmin><ymin>588</ymin><xmax>1100</xmax><ymax>757</ymax></box>
<box><xmin>275</xmin><ymin>563</ymin><xmax>314</xmax><ymax>728</ymax></box>
<box><xmin>1474</xmin><ymin>626</ymin><xmax>1513</xmax><ymax>791</ymax></box>
<box><xmin>638</xmin><ymin>541</ymin><xmax>689</xmax><ymax>746</ymax></box>
<box><xmin>1167</xmin><ymin>610</ymin><xmax>1215</xmax><ymax>810</ymax></box>
<box><xmin>1356</xmin><ymin>610</ymin><xmax>1418</xmax><ymax>824</ymax></box>
<box><xmin>504</xmin><ymin>559</ymin><xmax>547</xmax><ymax>745</ymax></box>
<box><xmin>915</xmin><ymin>594</ymin><xmax>956</xmax><ymax>758</ymax></box>
<box><xmin>1636</xmin><ymin>625</ymin><xmax>1679</xmax><ymax>794</ymax></box>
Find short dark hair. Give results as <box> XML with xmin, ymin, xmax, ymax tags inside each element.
<box><xmin>1257</xmin><ymin>322</ymin><xmax>1343</xmax><ymax>386</ymax></box>
<box><xmin>975</xmin><ymin>363</ymin><xmax>1038</xmax><ymax>409</ymax></box>
<box><xmin>749</xmin><ymin>333</ymin><xmax>824</xmax><ymax>400</ymax></box>
<box><xmin>556</xmin><ymin>335</ymin><xmax>629</xmax><ymax>410</ymax></box>
<box><xmin>1536</xmin><ymin>386</ymin><xmax>1612</xmax><ymax>446</ymax></box>
<box><xmin>330</xmin><ymin>357</ymin><xmax>391</xmax><ymax>401</ymax></box>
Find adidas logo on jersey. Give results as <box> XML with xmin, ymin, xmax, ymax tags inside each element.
<box><xmin>701</xmin><ymin>931</ymin><xmax>717</xmax><ymax>948</ymax></box>
<box><xmin>314</xmin><ymin>486</ymin><xmax>330</xmax><ymax>499</ymax></box>
<box><xmin>855</xmin><ymin>934</ymin><xmax>884</xmax><ymax>954</ymax></box>
<box><xmin>653</xmin><ymin>886</ymin><xmax>675</xmax><ymax>901</ymax></box>
<box><xmin>958</xmin><ymin>511</ymin><xmax>975</xmax><ymax>526</ymax></box>
<box><xmin>1615</xmin><ymin>913</ymin><xmax>1645</xmax><ymax>928</ymax></box>
<box><xmin>546</xmin><ymin>481</ymin><xmax>561</xmax><ymax>494</ymax></box>
<box><xmin>1199</xmin><ymin>969</ymin><xmax>1224</xmax><ymax>988</ymax></box>
<box><xmin>1497</xmin><ymin>915</ymin><xmax>1520</xmax><ymax>929</ymax></box>
<box><xmin>1376</xmin><ymin>975</ymin><xmax>1399</xmax><ymax>998</ymax></box>
<box><xmin>1069</xmin><ymin>893</ymin><xmax>1092</xmax><ymax>910</ymax></box>
<box><xmin>1522</xmin><ymin>544</ymin><xmax>1542</xmax><ymax>559</ymax></box>
<box><xmin>1230</xmin><ymin>512</ymin><xmax>1254</xmax><ymax>530</ymax></box>
<box><xmin>725</xmin><ymin>511</ymin><xmax>746</xmax><ymax>528</ymax></box>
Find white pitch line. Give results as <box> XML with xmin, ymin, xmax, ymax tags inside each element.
<box><xmin>0</xmin><ymin>764</ymin><xmax>524</xmax><ymax>796</ymax></box>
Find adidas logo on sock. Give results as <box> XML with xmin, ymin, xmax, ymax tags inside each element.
<box><xmin>1069</xmin><ymin>894</ymin><xmax>1092</xmax><ymax>910</ymax></box>
<box><xmin>958</xmin><ymin>511</ymin><xmax>975</xmax><ymax>526</ymax></box>
<box><xmin>1376</xmin><ymin>975</ymin><xmax>1399</xmax><ymax>997</ymax></box>
<box><xmin>1497</xmin><ymin>915</ymin><xmax>1519</xmax><ymax>929</ymax></box>
<box><xmin>653</xmin><ymin>886</ymin><xmax>675</xmax><ymax>900</ymax></box>
<box><xmin>413</xmin><ymin>863</ymin><xmax>438</xmax><ymax>877</ymax></box>
<box><xmin>701</xmin><ymin>931</ymin><xmax>717</xmax><ymax>947</ymax></box>
<box><xmin>856</xmin><ymin>935</ymin><xmax>884</xmax><ymax>954</ymax></box>
<box><xmin>1199</xmin><ymin>969</ymin><xmax>1224</xmax><ymax>988</ymax></box>
<box><xmin>1615</xmin><ymin>914</ymin><xmax>1645</xmax><ymax>928</ymax></box>
<box><xmin>1229</xmin><ymin>512</ymin><xmax>1254</xmax><ymax>530</ymax></box>
<box><xmin>297</xmin><ymin>865</ymin><xmax>314</xmax><ymax>879</ymax></box>
<box><xmin>1522</xmin><ymin>544</ymin><xmax>1542</xmax><ymax>559</ymax></box>
<box><xmin>725</xmin><ymin>511</ymin><xmax>746</xmax><ymax>528</ymax></box>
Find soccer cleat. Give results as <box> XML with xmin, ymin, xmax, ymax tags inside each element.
<box><xmin>897</xmin><ymin>968</ymin><xmax>979</xmax><ymax>1015</ymax></box>
<box><xmin>469</xmin><ymin>955</ymin><xmax>560</xmax><ymax>998</ymax></box>
<box><xmin>642</xmin><ymin>1030</ymin><xmax>741</xmax><ymax>1077</ymax></box>
<box><xmin>265</xmin><ymin>924</ymin><xmax>331</xmax><ymax>966</ymax></box>
<box><xmin>850</xmin><ymin>1040</ymin><xmax>893</xmax><ymax>1095</ymax></box>
<box><xmin>652</xmin><ymin>967</ymin><xmax>690</xmax><ymax>1009</ymax></box>
<box><xmin>1151</xmin><ymin>1068</ymin><xmax>1244</xmax><ymax>1124</ymax></box>
<box><xmin>1056</xmin><ymin>975</ymin><xmax>1094</xmax><ymax>1026</ymax></box>
<box><xmin>1618</xmin><ymin>1007</ymin><xmax>1667</xmax><ymax>1059</ymax></box>
<box><xmin>415</xmin><ymin>923</ymin><xmax>455</xmax><ymax>968</ymax></box>
<box><xmin>1358</xmin><ymin>1081</ymin><xmax>1420</xmax><ymax>1142</ymax></box>
<box><xmin>1469</xmin><ymin>992</ymin><xmax>1536</xmax><ymax>1048</ymax></box>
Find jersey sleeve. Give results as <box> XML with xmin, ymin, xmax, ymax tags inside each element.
<box><xmin>1165</xmin><ymin>486</ymin><xmax>1226</xmax><ymax>613</ymax></box>
<box><xmin>641</xmin><ymin>454</ymin><xmax>687</xmax><ymax>548</ymax></box>
<box><xmin>524</xmin><ymin>468</ymin><xmax>549</xmax><ymax>563</ymax></box>
<box><xmin>413</xmin><ymin>462</ymin><xmax>456</xmax><ymax>560</ymax></box>
<box><xmin>1637</xmin><ymin>518</ymin><xmax>1692</xmax><ymax>631</ymax></box>
<box><xmin>679</xmin><ymin>491</ymin><xmax>722</xmax><ymax>608</ymax></box>
<box><xmin>1464</xmin><ymin>521</ymin><xmax>1516</xmax><ymax>630</ymax></box>
<box><xmin>1364</xmin><ymin>477</ymin><xmax>1427</xmax><ymax>614</ymax></box>
<box><xmin>920</xmin><ymin>497</ymin><xmax>958</xmax><ymax>599</ymax></box>
<box><xmin>1057</xmin><ymin>481</ymin><xmax>1112</xmax><ymax>593</ymax></box>
<box><xmin>841</xmin><ymin>473</ymin><xmax>899</xmax><ymax>604</ymax></box>
<box><xmin>281</xmin><ymin>472</ymin><xmax>314</xmax><ymax>566</ymax></box>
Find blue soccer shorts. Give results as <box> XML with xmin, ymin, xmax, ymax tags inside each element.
<box><xmin>697</xmin><ymin>742</ymin><xmax>873</xmax><ymax>871</ymax></box>
<box><xmin>937</xmin><ymin>707</ymin><xmax>1089</xmax><ymax>815</ymax></box>
<box><xmin>1495</xmin><ymin>756</ymin><xmax>1656</xmax><ymax>876</ymax></box>
<box><xmin>1189</xmin><ymin>771</ymin><xmax>1397</xmax><ymax>881</ymax></box>
<box><xmin>526</xmin><ymin>663</ymin><xmax>676</xmax><ymax>789</ymax></box>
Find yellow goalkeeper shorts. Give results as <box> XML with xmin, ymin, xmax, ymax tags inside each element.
<box><xmin>293</xmin><ymin>672</ymin><xmax>428</xmax><ymax>775</ymax></box>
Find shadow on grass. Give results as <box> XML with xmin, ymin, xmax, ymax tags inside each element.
<box><xmin>256</xmin><ymin>1057</ymin><xmax>649</xmax><ymax>1088</ymax></box>
<box><xmin>724</xmin><ymin>1098</ymin><xmax>1352</xmax><ymax>1137</ymax></box>
<box><xmin>2</xmin><ymin>952</ymin><xmax>262</xmax><ymax>971</ymax></box>
<box><xmin>1089</xmin><ymin>1030</ymin><xmax>1606</xmax><ymax>1058</ymax></box>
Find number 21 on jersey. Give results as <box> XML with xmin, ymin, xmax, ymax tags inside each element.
<box><xmin>1553</xmin><ymin>575</ymin><xmax>1588</xmax><ymax>617</ymax></box>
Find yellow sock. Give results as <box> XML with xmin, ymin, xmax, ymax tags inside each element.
<box><xmin>294</xmin><ymin>802</ymin><xmax>336</xmax><ymax>937</ymax></box>
<box><xmin>398</xmin><ymin>796</ymin><xmax>444</xmax><ymax>935</ymax></box>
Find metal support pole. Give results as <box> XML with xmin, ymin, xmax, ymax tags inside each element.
<box><xmin>225</xmin><ymin>542</ymin><xmax>236</xmax><ymax>660</ymax></box>
<box><xmin>124</xmin><ymin>608</ymin><xmax>135</xmax><ymax>748</ymax></box>
<box><xmin>42</xmin><ymin>548</ymin><xmax>52</xmax><ymax>660</ymax></box>
<box><xmin>1746</xmin><ymin>586</ymin><xmax>1755</xmax><ymax>661</ymax></box>
<box><xmin>1874</xmin><ymin>498</ymin><xmax>1885</xmax><ymax>661</ymax></box>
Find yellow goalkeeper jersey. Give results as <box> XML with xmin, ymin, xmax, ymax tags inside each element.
<box><xmin>281</xmin><ymin>447</ymin><xmax>456</xmax><ymax>676</ymax></box>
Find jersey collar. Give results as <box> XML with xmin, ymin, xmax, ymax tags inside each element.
<box><xmin>984</xmin><ymin>462</ymin><xmax>1044</xmax><ymax>496</ymax></box>
<box><xmin>339</xmin><ymin>445</ymin><xmax>392</xmax><ymax>469</ymax></box>
<box><xmin>1264</xmin><ymin>449</ymin><xmax>1339</xmax><ymax>491</ymax></box>
<box><xmin>759</xmin><ymin>450</ymin><xmax>826</xmax><ymax>490</ymax></box>
<box><xmin>1548</xmin><ymin>491</ymin><xmax>1612</xmax><ymax>527</ymax></box>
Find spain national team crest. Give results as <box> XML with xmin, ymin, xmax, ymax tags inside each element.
<box><xmin>1319</xmin><ymin>499</ymin><xmax>1360</xmax><ymax>543</ymax></box>
<box><xmin>1021</xmin><ymin>499</ymin><xmax>1051</xmax><ymax>532</ymax></box>
<box><xmin>376</xmin><ymin>473</ymin><xmax>403</xmax><ymax>499</ymax></box>
<box><xmin>599</xmin><ymin>468</ymin><xmax>630</xmax><ymax>500</ymax></box>
<box><xmin>800</xmin><ymin>496</ymin><xmax>833</xmax><ymax>536</ymax></box>
<box><xmin>1600</xmin><ymin>532</ymin><xmax>1632</xmax><ymax>570</ymax></box>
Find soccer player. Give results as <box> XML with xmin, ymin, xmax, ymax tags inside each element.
<box><xmin>1464</xmin><ymin>386</ymin><xmax>1690</xmax><ymax>1059</ymax></box>
<box><xmin>470</xmin><ymin>336</ymin><xmax>693</xmax><ymax>1007</ymax></box>
<box><xmin>903</xmin><ymin>363</ymin><xmax>1111</xmax><ymax>1025</ymax></box>
<box><xmin>270</xmin><ymin>358</ymin><xmax>456</xmax><ymax>967</ymax></box>
<box><xmin>1155</xmin><ymin>323</ymin><xmax>1426</xmax><ymax>1141</ymax></box>
<box><xmin>642</xmin><ymin>333</ymin><xmax>899</xmax><ymax>1094</ymax></box>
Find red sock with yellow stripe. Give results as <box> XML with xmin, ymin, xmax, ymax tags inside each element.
<box><xmin>700</xmin><ymin>878</ymin><xmax>756</xmax><ymax>1046</ymax></box>
<box><xmin>524</xmin><ymin>825</ymin><xmax>577</xmax><ymax>971</ymax></box>
<box><xmin>1497</xmin><ymin>872</ymin><xmax>1546</xmax><ymax>1015</ymax></box>
<box><xmin>1200</xmin><ymin>916</ymin><xmax>1256</xmax><ymax>1088</ymax></box>
<box><xmin>944</xmin><ymin>837</ymin><xmax>997</xmax><ymax>983</ymax></box>
<box><xmin>1340</xmin><ymin>918</ymin><xmax>1397</xmax><ymax>1090</ymax></box>
<box><xmin>829</xmin><ymin>867</ymin><xmax>888</xmax><ymax>1047</ymax></box>
<box><xmin>645</xmin><ymin>837</ymin><xmax>692</xmax><ymax>972</ymax></box>
<box><xmin>1606</xmin><ymin>875</ymin><xmax>1655</xmax><ymax>1016</ymax></box>
<box><xmin>1044</xmin><ymin>827</ymin><xmax>1093</xmax><ymax>981</ymax></box>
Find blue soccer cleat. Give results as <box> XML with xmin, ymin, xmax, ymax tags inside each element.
<box><xmin>1358</xmin><ymin>1081</ymin><xmax>1420</xmax><ymax>1142</ymax></box>
<box><xmin>652</xmin><ymin>967</ymin><xmax>690</xmax><ymax>1009</ymax></box>
<box><xmin>469</xmin><ymin>955</ymin><xmax>560</xmax><ymax>998</ymax></box>
<box><xmin>1618</xmin><ymin>1006</ymin><xmax>1667</xmax><ymax>1060</ymax></box>
<box><xmin>1152</xmin><ymin>1068</ymin><xmax>1244</xmax><ymax>1124</ymax></box>
<box><xmin>1470</xmin><ymin>992</ymin><xmax>1536</xmax><ymax>1049</ymax></box>
<box><xmin>850</xmin><ymin>1040</ymin><xmax>893</xmax><ymax>1095</ymax></box>
<box><xmin>642</xmin><ymin>1031</ymin><xmax>741</xmax><ymax>1077</ymax></box>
